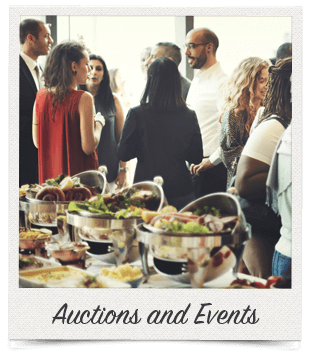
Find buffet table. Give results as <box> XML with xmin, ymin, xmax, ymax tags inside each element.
<box><xmin>19</xmin><ymin>251</ymin><xmax>265</xmax><ymax>289</ymax></box>
<box><xmin>84</xmin><ymin>253</ymin><xmax>265</xmax><ymax>289</ymax></box>
<box><xmin>19</xmin><ymin>176</ymin><xmax>267</xmax><ymax>289</ymax></box>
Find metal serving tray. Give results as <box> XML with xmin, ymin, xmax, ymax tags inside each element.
<box><xmin>136</xmin><ymin>191</ymin><xmax>251</xmax><ymax>288</ymax></box>
<box><xmin>19</xmin><ymin>169</ymin><xmax>108</xmax><ymax>229</ymax></box>
<box><xmin>66</xmin><ymin>178</ymin><xmax>168</xmax><ymax>265</ymax></box>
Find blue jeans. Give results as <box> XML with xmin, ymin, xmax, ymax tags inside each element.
<box><xmin>272</xmin><ymin>250</ymin><xmax>291</xmax><ymax>279</ymax></box>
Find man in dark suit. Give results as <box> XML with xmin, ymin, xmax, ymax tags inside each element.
<box><xmin>19</xmin><ymin>19</ymin><xmax>53</xmax><ymax>186</ymax></box>
<box><xmin>146</xmin><ymin>42</ymin><xmax>191</xmax><ymax>101</ymax></box>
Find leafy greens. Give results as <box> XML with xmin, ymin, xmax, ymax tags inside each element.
<box><xmin>68</xmin><ymin>194</ymin><xmax>142</xmax><ymax>219</ymax></box>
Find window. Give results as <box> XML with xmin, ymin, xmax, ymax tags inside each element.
<box><xmin>194</xmin><ymin>16</ymin><xmax>292</xmax><ymax>75</ymax></box>
<box><xmin>20</xmin><ymin>15</ymin><xmax>292</xmax><ymax>108</ymax></box>
<box><xmin>68</xmin><ymin>16</ymin><xmax>176</xmax><ymax>108</ymax></box>
<box><xmin>66</xmin><ymin>15</ymin><xmax>291</xmax><ymax>105</ymax></box>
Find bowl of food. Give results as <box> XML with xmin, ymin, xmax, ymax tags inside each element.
<box><xmin>19</xmin><ymin>266</ymin><xmax>90</xmax><ymax>288</ymax></box>
<box><xmin>99</xmin><ymin>263</ymin><xmax>143</xmax><ymax>288</ymax></box>
<box><xmin>66</xmin><ymin>178</ymin><xmax>167</xmax><ymax>220</ymax></box>
<box><xmin>73</xmin><ymin>218</ymin><xmax>139</xmax><ymax>263</ymax></box>
<box><xmin>66</xmin><ymin>177</ymin><xmax>168</xmax><ymax>265</ymax></box>
<box><xmin>21</xmin><ymin>169</ymin><xmax>108</xmax><ymax>228</ymax></box>
<box><xmin>19</xmin><ymin>184</ymin><xmax>29</xmax><ymax>198</ymax></box>
<box><xmin>46</xmin><ymin>241</ymin><xmax>90</xmax><ymax>263</ymax></box>
<box><xmin>19</xmin><ymin>254</ymin><xmax>62</xmax><ymax>271</ymax></box>
<box><xmin>71</xmin><ymin>168</ymin><xmax>108</xmax><ymax>196</ymax></box>
<box><xmin>19</xmin><ymin>227</ymin><xmax>52</xmax><ymax>250</ymax></box>
<box><xmin>25</xmin><ymin>169</ymin><xmax>107</xmax><ymax>202</ymax></box>
<box><xmin>136</xmin><ymin>191</ymin><xmax>251</xmax><ymax>288</ymax></box>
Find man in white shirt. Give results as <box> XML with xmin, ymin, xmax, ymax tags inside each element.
<box><xmin>185</xmin><ymin>27</ymin><xmax>227</xmax><ymax>198</ymax></box>
<box><xmin>19</xmin><ymin>19</ymin><xmax>53</xmax><ymax>186</ymax></box>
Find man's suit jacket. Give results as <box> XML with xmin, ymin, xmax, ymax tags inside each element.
<box><xmin>180</xmin><ymin>75</ymin><xmax>191</xmax><ymax>102</ymax></box>
<box><xmin>19</xmin><ymin>55</ymin><xmax>39</xmax><ymax>186</ymax></box>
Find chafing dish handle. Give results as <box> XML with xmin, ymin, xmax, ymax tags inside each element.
<box><xmin>139</xmin><ymin>242</ymin><xmax>151</xmax><ymax>282</ymax></box>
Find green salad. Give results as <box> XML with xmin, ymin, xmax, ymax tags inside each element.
<box><xmin>68</xmin><ymin>194</ymin><xmax>142</xmax><ymax>219</ymax></box>
<box><xmin>192</xmin><ymin>205</ymin><xmax>221</xmax><ymax>217</ymax></box>
<box><xmin>163</xmin><ymin>220</ymin><xmax>210</xmax><ymax>234</ymax></box>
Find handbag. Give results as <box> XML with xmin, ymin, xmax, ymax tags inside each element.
<box><xmin>231</xmin><ymin>160</ymin><xmax>281</xmax><ymax>232</ymax></box>
<box><xmin>231</xmin><ymin>156</ymin><xmax>281</xmax><ymax>234</ymax></box>
<box><xmin>237</xmin><ymin>196</ymin><xmax>281</xmax><ymax>233</ymax></box>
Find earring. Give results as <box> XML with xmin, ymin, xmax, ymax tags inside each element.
<box><xmin>72</xmin><ymin>71</ymin><xmax>77</xmax><ymax>76</ymax></box>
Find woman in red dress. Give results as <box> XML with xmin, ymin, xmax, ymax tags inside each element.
<box><xmin>32</xmin><ymin>41</ymin><xmax>105</xmax><ymax>184</ymax></box>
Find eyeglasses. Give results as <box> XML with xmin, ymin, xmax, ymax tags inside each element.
<box><xmin>184</xmin><ymin>42</ymin><xmax>210</xmax><ymax>50</ymax></box>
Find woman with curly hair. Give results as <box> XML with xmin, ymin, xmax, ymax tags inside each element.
<box><xmin>190</xmin><ymin>57</ymin><xmax>271</xmax><ymax>189</ymax></box>
<box><xmin>235</xmin><ymin>57</ymin><xmax>292</xmax><ymax>278</ymax></box>
<box><xmin>32</xmin><ymin>41</ymin><xmax>105</xmax><ymax>184</ymax></box>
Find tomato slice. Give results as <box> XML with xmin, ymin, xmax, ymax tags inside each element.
<box><xmin>265</xmin><ymin>276</ymin><xmax>283</xmax><ymax>288</ymax></box>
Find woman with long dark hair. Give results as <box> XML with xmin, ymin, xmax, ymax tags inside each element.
<box><xmin>78</xmin><ymin>54</ymin><xmax>128</xmax><ymax>192</ymax></box>
<box><xmin>117</xmin><ymin>57</ymin><xmax>203</xmax><ymax>210</ymax></box>
<box><xmin>32</xmin><ymin>41</ymin><xmax>104</xmax><ymax>184</ymax></box>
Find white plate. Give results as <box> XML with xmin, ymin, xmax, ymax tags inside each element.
<box><xmin>19</xmin><ymin>256</ymin><xmax>61</xmax><ymax>272</ymax></box>
<box><xmin>19</xmin><ymin>265</ymin><xmax>130</xmax><ymax>288</ymax></box>
<box><xmin>45</xmin><ymin>275</ymin><xmax>131</xmax><ymax>288</ymax></box>
<box><xmin>19</xmin><ymin>265</ymin><xmax>89</xmax><ymax>288</ymax></box>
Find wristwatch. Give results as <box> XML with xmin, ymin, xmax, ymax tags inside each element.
<box><xmin>119</xmin><ymin>166</ymin><xmax>128</xmax><ymax>173</ymax></box>
<box><xmin>94</xmin><ymin>113</ymin><xmax>105</xmax><ymax>127</ymax></box>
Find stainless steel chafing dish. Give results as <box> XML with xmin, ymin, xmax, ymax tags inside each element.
<box><xmin>66</xmin><ymin>177</ymin><xmax>168</xmax><ymax>265</ymax></box>
<box><xmin>19</xmin><ymin>168</ymin><xmax>108</xmax><ymax>230</ymax></box>
<box><xmin>136</xmin><ymin>190</ymin><xmax>251</xmax><ymax>288</ymax></box>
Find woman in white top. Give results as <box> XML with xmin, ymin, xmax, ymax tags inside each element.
<box><xmin>267</xmin><ymin>124</ymin><xmax>292</xmax><ymax>280</ymax></box>
<box><xmin>266</xmin><ymin>74</ymin><xmax>292</xmax><ymax>280</ymax></box>
<box><xmin>235</xmin><ymin>57</ymin><xmax>292</xmax><ymax>279</ymax></box>
<box><xmin>190</xmin><ymin>56</ymin><xmax>271</xmax><ymax>189</ymax></box>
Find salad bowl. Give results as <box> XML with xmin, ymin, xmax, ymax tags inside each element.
<box><xmin>136</xmin><ymin>191</ymin><xmax>251</xmax><ymax>288</ymax></box>
<box><xmin>66</xmin><ymin>177</ymin><xmax>168</xmax><ymax>265</ymax></box>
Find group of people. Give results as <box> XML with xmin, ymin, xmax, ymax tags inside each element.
<box><xmin>19</xmin><ymin>19</ymin><xmax>292</xmax><ymax>281</ymax></box>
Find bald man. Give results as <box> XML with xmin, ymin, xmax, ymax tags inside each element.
<box><xmin>185</xmin><ymin>27</ymin><xmax>227</xmax><ymax>198</ymax></box>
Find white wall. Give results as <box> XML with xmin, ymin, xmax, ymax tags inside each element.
<box><xmin>68</xmin><ymin>16</ymin><xmax>176</xmax><ymax>107</ymax></box>
<box><xmin>194</xmin><ymin>16</ymin><xmax>292</xmax><ymax>76</ymax></box>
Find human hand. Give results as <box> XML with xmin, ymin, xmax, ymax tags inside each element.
<box><xmin>94</xmin><ymin>112</ymin><xmax>105</xmax><ymax>127</ymax></box>
<box><xmin>190</xmin><ymin>159</ymin><xmax>214</xmax><ymax>176</ymax></box>
<box><xmin>115</xmin><ymin>170</ymin><xmax>128</xmax><ymax>190</ymax></box>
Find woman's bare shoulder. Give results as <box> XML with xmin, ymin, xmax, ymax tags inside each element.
<box><xmin>78</xmin><ymin>90</ymin><xmax>93</xmax><ymax>105</ymax></box>
<box><xmin>79</xmin><ymin>90</ymin><xmax>92</xmax><ymax>99</ymax></box>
